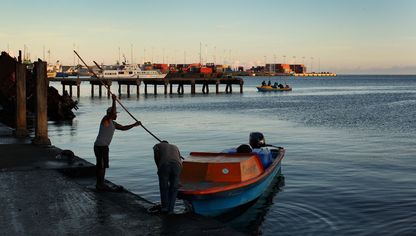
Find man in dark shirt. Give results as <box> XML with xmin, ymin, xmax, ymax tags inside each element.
<box><xmin>153</xmin><ymin>141</ymin><xmax>183</xmax><ymax>214</ymax></box>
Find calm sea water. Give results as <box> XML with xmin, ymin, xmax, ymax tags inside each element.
<box><xmin>48</xmin><ymin>75</ymin><xmax>416</xmax><ymax>235</ymax></box>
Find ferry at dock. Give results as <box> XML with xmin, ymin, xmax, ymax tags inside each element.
<box><xmin>100</xmin><ymin>63</ymin><xmax>167</xmax><ymax>79</ymax></box>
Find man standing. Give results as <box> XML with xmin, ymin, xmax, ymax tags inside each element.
<box><xmin>153</xmin><ymin>141</ymin><xmax>183</xmax><ymax>214</ymax></box>
<box><xmin>94</xmin><ymin>94</ymin><xmax>140</xmax><ymax>191</ymax></box>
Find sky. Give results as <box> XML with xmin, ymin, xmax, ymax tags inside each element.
<box><xmin>1</xmin><ymin>0</ymin><xmax>415</xmax><ymax>74</ymax></box>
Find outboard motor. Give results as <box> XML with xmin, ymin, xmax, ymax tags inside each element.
<box><xmin>249</xmin><ymin>132</ymin><xmax>266</xmax><ymax>148</ymax></box>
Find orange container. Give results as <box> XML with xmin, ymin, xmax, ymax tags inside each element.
<box><xmin>200</xmin><ymin>67</ymin><xmax>213</xmax><ymax>74</ymax></box>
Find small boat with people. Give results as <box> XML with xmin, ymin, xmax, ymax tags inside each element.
<box><xmin>256</xmin><ymin>85</ymin><xmax>292</xmax><ymax>92</ymax></box>
<box><xmin>99</xmin><ymin>63</ymin><xmax>167</xmax><ymax>79</ymax></box>
<box><xmin>178</xmin><ymin>132</ymin><xmax>285</xmax><ymax>217</ymax></box>
<box><xmin>257</xmin><ymin>80</ymin><xmax>292</xmax><ymax>92</ymax></box>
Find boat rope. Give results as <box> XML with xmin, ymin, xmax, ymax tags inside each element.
<box><xmin>73</xmin><ymin>50</ymin><xmax>162</xmax><ymax>142</ymax></box>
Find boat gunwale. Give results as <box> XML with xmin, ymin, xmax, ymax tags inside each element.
<box><xmin>178</xmin><ymin>148</ymin><xmax>285</xmax><ymax>197</ymax></box>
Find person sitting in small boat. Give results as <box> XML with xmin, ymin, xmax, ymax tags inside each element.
<box><xmin>261</xmin><ymin>80</ymin><xmax>266</xmax><ymax>86</ymax></box>
<box><xmin>267</xmin><ymin>80</ymin><xmax>272</xmax><ymax>86</ymax></box>
<box><xmin>236</xmin><ymin>144</ymin><xmax>253</xmax><ymax>153</ymax></box>
<box><xmin>272</xmin><ymin>82</ymin><xmax>278</xmax><ymax>88</ymax></box>
<box><xmin>278</xmin><ymin>83</ymin><xmax>284</xmax><ymax>88</ymax></box>
<box><xmin>285</xmin><ymin>84</ymin><xmax>290</xmax><ymax>88</ymax></box>
<box><xmin>250</xmin><ymin>132</ymin><xmax>266</xmax><ymax>149</ymax></box>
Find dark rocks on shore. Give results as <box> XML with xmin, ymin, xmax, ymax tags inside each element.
<box><xmin>0</xmin><ymin>51</ymin><xmax>78</xmax><ymax>127</ymax></box>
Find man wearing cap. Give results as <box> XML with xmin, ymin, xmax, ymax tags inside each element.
<box><xmin>94</xmin><ymin>94</ymin><xmax>141</xmax><ymax>190</ymax></box>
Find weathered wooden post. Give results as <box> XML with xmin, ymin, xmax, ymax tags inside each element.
<box><xmin>107</xmin><ymin>81</ymin><xmax>111</xmax><ymax>98</ymax></box>
<box><xmin>216</xmin><ymin>81</ymin><xmax>220</xmax><ymax>94</ymax></box>
<box><xmin>15</xmin><ymin>61</ymin><xmax>28</xmax><ymax>137</ymax></box>
<box><xmin>76</xmin><ymin>79</ymin><xmax>81</xmax><ymax>97</ymax></box>
<box><xmin>153</xmin><ymin>84</ymin><xmax>157</xmax><ymax>95</ymax></box>
<box><xmin>164</xmin><ymin>81</ymin><xmax>168</xmax><ymax>95</ymax></box>
<box><xmin>69</xmin><ymin>83</ymin><xmax>73</xmax><ymax>96</ymax></box>
<box><xmin>91</xmin><ymin>83</ymin><xmax>94</xmax><ymax>97</ymax></box>
<box><xmin>177</xmin><ymin>84</ymin><xmax>184</xmax><ymax>94</ymax></box>
<box><xmin>136</xmin><ymin>79</ymin><xmax>141</xmax><ymax>97</ymax></box>
<box><xmin>191</xmin><ymin>79</ymin><xmax>196</xmax><ymax>94</ymax></box>
<box><xmin>225</xmin><ymin>82</ymin><xmax>233</xmax><ymax>94</ymax></box>
<box><xmin>240</xmin><ymin>79</ymin><xmax>244</xmax><ymax>93</ymax></box>
<box><xmin>33</xmin><ymin>60</ymin><xmax>51</xmax><ymax>145</ymax></box>
<box><xmin>98</xmin><ymin>84</ymin><xmax>102</xmax><ymax>97</ymax></box>
<box><xmin>202</xmin><ymin>82</ymin><xmax>209</xmax><ymax>94</ymax></box>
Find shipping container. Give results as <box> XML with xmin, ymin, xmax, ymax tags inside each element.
<box><xmin>200</xmin><ymin>67</ymin><xmax>213</xmax><ymax>74</ymax></box>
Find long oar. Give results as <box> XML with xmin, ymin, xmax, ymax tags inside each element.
<box><xmin>73</xmin><ymin>50</ymin><xmax>162</xmax><ymax>142</ymax></box>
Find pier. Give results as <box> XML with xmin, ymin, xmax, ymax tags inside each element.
<box><xmin>51</xmin><ymin>77</ymin><xmax>244</xmax><ymax>97</ymax></box>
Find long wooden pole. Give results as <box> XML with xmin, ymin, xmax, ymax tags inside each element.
<box><xmin>73</xmin><ymin>50</ymin><xmax>162</xmax><ymax>142</ymax></box>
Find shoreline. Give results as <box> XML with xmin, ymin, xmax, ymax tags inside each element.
<box><xmin>0</xmin><ymin>122</ymin><xmax>243</xmax><ymax>235</ymax></box>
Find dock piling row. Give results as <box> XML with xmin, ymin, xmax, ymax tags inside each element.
<box><xmin>52</xmin><ymin>77</ymin><xmax>244</xmax><ymax>97</ymax></box>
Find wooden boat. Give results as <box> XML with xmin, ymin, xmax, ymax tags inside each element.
<box><xmin>256</xmin><ymin>85</ymin><xmax>292</xmax><ymax>92</ymax></box>
<box><xmin>178</xmin><ymin>146</ymin><xmax>285</xmax><ymax>217</ymax></box>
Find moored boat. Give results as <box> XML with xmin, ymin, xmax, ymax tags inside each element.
<box><xmin>47</xmin><ymin>60</ymin><xmax>68</xmax><ymax>78</ymax></box>
<box><xmin>178</xmin><ymin>132</ymin><xmax>285</xmax><ymax>217</ymax></box>
<box><xmin>100</xmin><ymin>63</ymin><xmax>167</xmax><ymax>79</ymax></box>
<box><xmin>256</xmin><ymin>85</ymin><xmax>292</xmax><ymax>92</ymax></box>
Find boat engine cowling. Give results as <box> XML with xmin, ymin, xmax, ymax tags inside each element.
<box><xmin>249</xmin><ymin>132</ymin><xmax>266</xmax><ymax>148</ymax></box>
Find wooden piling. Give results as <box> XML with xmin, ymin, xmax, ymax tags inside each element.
<box><xmin>136</xmin><ymin>79</ymin><xmax>141</xmax><ymax>97</ymax></box>
<box><xmin>77</xmin><ymin>79</ymin><xmax>81</xmax><ymax>97</ymax></box>
<box><xmin>191</xmin><ymin>79</ymin><xmax>195</xmax><ymax>94</ymax></box>
<box><xmin>99</xmin><ymin>84</ymin><xmax>102</xmax><ymax>97</ymax></box>
<box><xmin>15</xmin><ymin>62</ymin><xmax>28</xmax><ymax>137</ymax></box>
<box><xmin>177</xmin><ymin>84</ymin><xmax>184</xmax><ymax>94</ymax></box>
<box><xmin>33</xmin><ymin>61</ymin><xmax>51</xmax><ymax>145</ymax></box>
<box><xmin>240</xmin><ymin>79</ymin><xmax>244</xmax><ymax>93</ymax></box>
<box><xmin>107</xmin><ymin>82</ymin><xmax>111</xmax><ymax>98</ymax></box>
<box><xmin>225</xmin><ymin>84</ymin><xmax>233</xmax><ymax>93</ymax></box>
<box><xmin>91</xmin><ymin>82</ymin><xmax>94</xmax><ymax>97</ymax></box>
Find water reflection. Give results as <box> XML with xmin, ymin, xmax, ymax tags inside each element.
<box><xmin>47</xmin><ymin>76</ymin><xmax>416</xmax><ymax>235</ymax></box>
<box><xmin>221</xmin><ymin>175</ymin><xmax>285</xmax><ymax>235</ymax></box>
